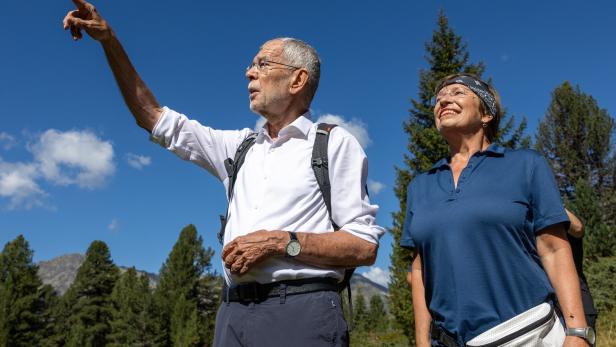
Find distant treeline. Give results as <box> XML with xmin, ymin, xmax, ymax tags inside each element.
<box><xmin>0</xmin><ymin>224</ymin><xmax>220</xmax><ymax>346</ymax></box>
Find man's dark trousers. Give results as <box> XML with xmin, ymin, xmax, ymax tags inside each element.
<box><xmin>213</xmin><ymin>289</ymin><xmax>349</xmax><ymax>347</ymax></box>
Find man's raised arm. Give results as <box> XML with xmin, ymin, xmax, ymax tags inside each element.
<box><xmin>63</xmin><ymin>0</ymin><xmax>162</xmax><ymax>132</ymax></box>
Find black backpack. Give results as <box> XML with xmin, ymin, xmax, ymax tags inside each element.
<box><xmin>217</xmin><ymin>123</ymin><xmax>356</xmax><ymax>319</ymax></box>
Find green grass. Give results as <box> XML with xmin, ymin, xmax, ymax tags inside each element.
<box><xmin>597</xmin><ymin>308</ymin><xmax>616</xmax><ymax>347</ymax></box>
<box><xmin>347</xmin><ymin>309</ymin><xmax>616</xmax><ymax>347</ymax></box>
<box><xmin>350</xmin><ymin>329</ymin><xmax>409</xmax><ymax>347</ymax></box>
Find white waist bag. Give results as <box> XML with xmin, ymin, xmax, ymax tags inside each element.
<box><xmin>467</xmin><ymin>303</ymin><xmax>565</xmax><ymax>347</ymax></box>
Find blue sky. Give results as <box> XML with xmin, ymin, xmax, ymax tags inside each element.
<box><xmin>1</xmin><ymin>0</ymin><xmax>614</xmax><ymax>287</ymax></box>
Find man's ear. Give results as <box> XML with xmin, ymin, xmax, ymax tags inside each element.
<box><xmin>289</xmin><ymin>68</ymin><xmax>309</xmax><ymax>96</ymax></box>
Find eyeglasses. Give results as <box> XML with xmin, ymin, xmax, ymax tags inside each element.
<box><xmin>246</xmin><ymin>59</ymin><xmax>301</xmax><ymax>74</ymax></box>
<box><xmin>434</xmin><ymin>86</ymin><xmax>472</xmax><ymax>104</ymax></box>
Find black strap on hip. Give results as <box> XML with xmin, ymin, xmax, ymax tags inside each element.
<box><xmin>431</xmin><ymin>322</ymin><xmax>461</xmax><ymax>347</ymax></box>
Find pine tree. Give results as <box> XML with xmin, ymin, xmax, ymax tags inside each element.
<box><xmin>64</xmin><ymin>240</ymin><xmax>119</xmax><ymax>347</ymax></box>
<box><xmin>36</xmin><ymin>284</ymin><xmax>59</xmax><ymax>347</ymax></box>
<box><xmin>568</xmin><ymin>179</ymin><xmax>616</xmax><ymax>259</ymax></box>
<box><xmin>154</xmin><ymin>224</ymin><xmax>218</xmax><ymax>346</ymax></box>
<box><xmin>536</xmin><ymin>82</ymin><xmax>616</xmax><ymax>259</ymax></box>
<box><xmin>170</xmin><ymin>295</ymin><xmax>201</xmax><ymax>347</ymax></box>
<box><xmin>0</xmin><ymin>235</ymin><xmax>55</xmax><ymax>346</ymax></box>
<box><xmin>196</xmin><ymin>273</ymin><xmax>222</xmax><ymax>344</ymax></box>
<box><xmin>108</xmin><ymin>267</ymin><xmax>157</xmax><ymax>346</ymax></box>
<box><xmin>389</xmin><ymin>11</ymin><xmax>530</xmax><ymax>343</ymax></box>
<box><xmin>352</xmin><ymin>292</ymin><xmax>369</xmax><ymax>333</ymax></box>
<box><xmin>536</xmin><ymin>81</ymin><xmax>614</xmax><ymax>198</ymax></box>
<box><xmin>367</xmin><ymin>294</ymin><xmax>388</xmax><ymax>332</ymax></box>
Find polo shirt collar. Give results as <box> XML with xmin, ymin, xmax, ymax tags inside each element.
<box><xmin>429</xmin><ymin>143</ymin><xmax>506</xmax><ymax>171</ymax></box>
<box><xmin>484</xmin><ymin>143</ymin><xmax>506</xmax><ymax>156</ymax></box>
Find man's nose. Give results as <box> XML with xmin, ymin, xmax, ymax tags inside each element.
<box><xmin>246</xmin><ymin>66</ymin><xmax>258</xmax><ymax>80</ymax></box>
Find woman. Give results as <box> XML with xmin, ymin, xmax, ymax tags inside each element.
<box><xmin>400</xmin><ymin>73</ymin><xmax>591</xmax><ymax>347</ymax></box>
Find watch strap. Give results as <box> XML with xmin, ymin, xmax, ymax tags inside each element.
<box><xmin>565</xmin><ymin>327</ymin><xmax>595</xmax><ymax>344</ymax></box>
<box><xmin>289</xmin><ymin>231</ymin><xmax>298</xmax><ymax>242</ymax></box>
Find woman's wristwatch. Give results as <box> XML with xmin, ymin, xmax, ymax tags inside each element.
<box><xmin>565</xmin><ymin>327</ymin><xmax>595</xmax><ymax>345</ymax></box>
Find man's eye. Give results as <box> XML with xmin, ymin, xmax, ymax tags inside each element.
<box><xmin>454</xmin><ymin>90</ymin><xmax>464</xmax><ymax>96</ymax></box>
<box><xmin>259</xmin><ymin>62</ymin><xmax>268</xmax><ymax>69</ymax></box>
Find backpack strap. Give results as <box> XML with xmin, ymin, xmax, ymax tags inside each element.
<box><xmin>217</xmin><ymin>133</ymin><xmax>258</xmax><ymax>245</ymax></box>
<box><xmin>312</xmin><ymin>123</ymin><xmax>357</xmax><ymax>330</ymax></box>
<box><xmin>312</xmin><ymin>123</ymin><xmax>340</xmax><ymax>231</ymax></box>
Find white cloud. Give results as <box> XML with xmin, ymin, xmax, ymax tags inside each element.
<box><xmin>126</xmin><ymin>153</ymin><xmax>152</xmax><ymax>170</ymax></box>
<box><xmin>316</xmin><ymin>114</ymin><xmax>371</xmax><ymax>149</ymax></box>
<box><xmin>368</xmin><ymin>179</ymin><xmax>385</xmax><ymax>195</ymax></box>
<box><xmin>29</xmin><ymin>129</ymin><xmax>115</xmax><ymax>189</ymax></box>
<box><xmin>0</xmin><ymin>159</ymin><xmax>45</xmax><ymax>209</ymax></box>
<box><xmin>361</xmin><ymin>266</ymin><xmax>390</xmax><ymax>288</ymax></box>
<box><xmin>252</xmin><ymin>114</ymin><xmax>371</xmax><ymax>149</ymax></box>
<box><xmin>0</xmin><ymin>132</ymin><xmax>17</xmax><ymax>150</ymax></box>
<box><xmin>108</xmin><ymin>218</ymin><xmax>120</xmax><ymax>231</ymax></box>
<box><xmin>0</xmin><ymin>129</ymin><xmax>116</xmax><ymax>210</ymax></box>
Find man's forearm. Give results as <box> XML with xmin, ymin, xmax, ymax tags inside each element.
<box><xmin>101</xmin><ymin>32</ymin><xmax>162</xmax><ymax>132</ymax></box>
<box><xmin>296</xmin><ymin>230</ymin><xmax>377</xmax><ymax>268</ymax></box>
<box><xmin>222</xmin><ymin>229</ymin><xmax>378</xmax><ymax>275</ymax></box>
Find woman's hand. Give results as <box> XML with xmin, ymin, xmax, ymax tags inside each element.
<box><xmin>563</xmin><ymin>335</ymin><xmax>590</xmax><ymax>347</ymax></box>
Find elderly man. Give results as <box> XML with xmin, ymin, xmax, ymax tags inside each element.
<box><xmin>63</xmin><ymin>1</ymin><xmax>384</xmax><ymax>346</ymax></box>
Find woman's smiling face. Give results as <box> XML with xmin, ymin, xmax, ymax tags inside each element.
<box><xmin>433</xmin><ymin>83</ymin><xmax>487</xmax><ymax>136</ymax></box>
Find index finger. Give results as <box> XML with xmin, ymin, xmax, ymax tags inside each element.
<box><xmin>72</xmin><ymin>0</ymin><xmax>87</xmax><ymax>9</ymax></box>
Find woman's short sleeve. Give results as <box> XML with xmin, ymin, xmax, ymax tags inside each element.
<box><xmin>400</xmin><ymin>183</ymin><xmax>416</xmax><ymax>249</ymax></box>
<box><xmin>530</xmin><ymin>154</ymin><xmax>570</xmax><ymax>233</ymax></box>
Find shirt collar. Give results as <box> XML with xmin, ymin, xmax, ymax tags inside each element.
<box><xmin>258</xmin><ymin>110</ymin><xmax>313</xmax><ymax>140</ymax></box>
<box><xmin>429</xmin><ymin>143</ymin><xmax>506</xmax><ymax>171</ymax></box>
<box><xmin>484</xmin><ymin>143</ymin><xmax>505</xmax><ymax>155</ymax></box>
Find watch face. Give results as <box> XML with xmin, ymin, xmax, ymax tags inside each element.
<box><xmin>587</xmin><ymin>328</ymin><xmax>596</xmax><ymax>345</ymax></box>
<box><xmin>286</xmin><ymin>240</ymin><xmax>301</xmax><ymax>257</ymax></box>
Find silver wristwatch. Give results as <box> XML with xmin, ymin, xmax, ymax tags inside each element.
<box><xmin>565</xmin><ymin>327</ymin><xmax>595</xmax><ymax>345</ymax></box>
<box><xmin>285</xmin><ymin>232</ymin><xmax>301</xmax><ymax>257</ymax></box>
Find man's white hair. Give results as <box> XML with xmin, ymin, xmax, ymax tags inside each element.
<box><xmin>265</xmin><ymin>37</ymin><xmax>321</xmax><ymax>105</ymax></box>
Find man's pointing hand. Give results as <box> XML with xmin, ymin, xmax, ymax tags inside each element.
<box><xmin>63</xmin><ymin>0</ymin><xmax>111</xmax><ymax>42</ymax></box>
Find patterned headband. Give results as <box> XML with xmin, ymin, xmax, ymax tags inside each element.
<box><xmin>440</xmin><ymin>76</ymin><xmax>497</xmax><ymax>117</ymax></box>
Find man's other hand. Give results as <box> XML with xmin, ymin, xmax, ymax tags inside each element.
<box><xmin>63</xmin><ymin>0</ymin><xmax>111</xmax><ymax>42</ymax></box>
<box><xmin>222</xmin><ymin>230</ymin><xmax>287</xmax><ymax>275</ymax></box>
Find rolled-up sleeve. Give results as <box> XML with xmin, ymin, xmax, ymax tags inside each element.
<box><xmin>149</xmin><ymin>107</ymin><xmax>252</xmax><ymax>181</ymax></box>
<box><xmin>328</xmin><ymin>128</ymin><xmax>385</xmax><ymax>245</ymax></box>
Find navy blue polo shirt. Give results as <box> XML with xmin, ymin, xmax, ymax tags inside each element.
<box><xmin>400</xmin><ymin>144</ymin><xmax>569</xmax><ymax>346</ymax></box>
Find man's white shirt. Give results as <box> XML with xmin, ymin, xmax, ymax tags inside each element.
<box><xmin>150</xmin><ymin>107</ymin><xmax>385</xmax><ymax>285</ymax></box>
